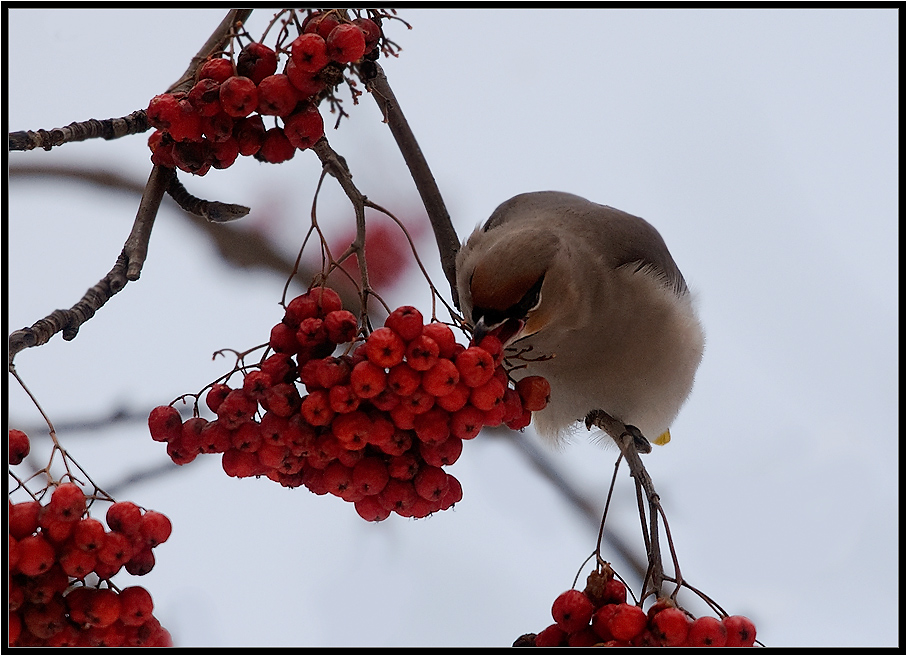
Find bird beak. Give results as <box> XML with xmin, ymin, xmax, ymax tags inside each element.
<box><xmin>473</xmin><ymin>316</ymin><xmax>526</xmax><ymax>348</ymax></box>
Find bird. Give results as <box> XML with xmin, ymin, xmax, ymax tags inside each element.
<box><xmin>455</xmin><ymin>191</ymin><xmax>704</xmax><ymax>447</ymax></box>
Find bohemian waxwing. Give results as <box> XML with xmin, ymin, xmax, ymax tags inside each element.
<box><xmin>455</xmin><ymin>191</ymin><xmax>704</xmax><ymax>446</ymax></box>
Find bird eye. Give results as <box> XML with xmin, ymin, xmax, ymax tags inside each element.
<box><xmin>514</xmin><ymin>275</ymin><xmax>544</xmax><ymax>317</ymax></box>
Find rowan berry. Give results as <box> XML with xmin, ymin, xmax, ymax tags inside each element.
<box><xmin>477</xmin><ymin>334</ymin><xmax>505</xmax><ymax>365</ymax></box>
<box><xmin>421</xmin><ymin>358</ymin><xmax>460</xmax><ymax>398</ymax></box>
<box><xmin>326</xmin><ymin>23</ymin><xmax>367</xmax><ymax>63</ymax></box>
<box><xmin>48</xmin><ymin>482</ymin><xmax>86</xmax><ymax>522</ymax></box>
<box><xmin>17</xmin><ymin>535</ymin><xmax>56</xmax><ymax>576</ymax></box>
<box><xmin>406</xmin><ymin>334</ymin><xmax>440</xmax><ymax>371</ymax></box>
<box><xmin>434</xmin><ymin>381</ymin><xmax>471</xmax><ymax>412</ymax></box>
<box><xmin>723</xmin><ymin>615</ymin><xmax>757</xmax><ymax>647</ymax></box>
<box><xmin>285</xmin><ymin>57</ymin><xmax>325</xmax><ymax>98</ymax></box>
<box><xmin>450</xmin><ymin>405</ymin><xmax>485</xmax><ymax>440</ymax></box>
<box><xmin>353</xmin><ymin>17</ymin><xmax>381</xmax><ymax>53</ymax></box>
<box><xmin>325</xmin><ymin>309</ymin><xmax>358</xmax><ymax>344</ymax></box>
<box><xmin>644</xmin><ymin>605</ymin><xmax>686</xmax><ymax>645</ymax></box>
<box><xmin>413</xmin><ymin>407</ymin><xmax>451</xmax><ymax>445</ymax></box>
<box><xmin>535</xmin><ymin>623</ymin><xmax>568</xmax><ymax>647</ymax></box>
<box><xmin>169</xmin><ymin>99</ymin><xmax>204</xmax><ymax>142</ymax></box>
<box><xmin>72</xmin><ymin>517</ymin><xmax>106</xmax><ymax>553</ymax></box>
<box><xmin>439</xmin><ymin>473</ymin><xmax>463</xmax><ymax>510</ymax></box>
<box><xmin>385</xmin><ymin>306</ymin><xmax>424</xmax><ymax>342</ymax></box>
<box><xmin>269</xmin><ymin>321</ymin><xmax>299</xmax><ymax>353</ymax></box>
<box><xmin>608</xmin><ymin>603</ymin><xmax>647</xmax><ymax>641</ymax></box>
<box><xmin>233</xmin><ymin>113</ymin><xmax>266</xmax><ymax>156</ymax></box>
<box><xmin>681</xmin><ymin>615</ymin><xmax>724</xmax><ymax>647</ymax></box>
<box><xmin>354</xmin><ymin>494</ymin><xmax>390</xmax><ymax>522</ymax></box>
<box><xmin>414</xmin><ymin>465</ymin><xmax>449</xmax><ymax>502</ymax></box>
<box><xmin>237</xmin><ymin>42</ymin><xmax>277</xmax><ymax>84</ymax></box>
<box><xmin>139</xmin><ymin>510</ymin><xmax>172</xmax><ymax>548</ymax></box>
<box><xmin>387</xmin><ymin>452</ymin><xmax>420</xmax><ymax>480</ymax></box>
<box><xmin>283</xmin><ymin>104</ymin><xmax>325</xmax><ymax>150</ymax></box>
<box><xmin>148</xmin><ymin>131</ymin><xmax>176</xmax><ymax>167</ymax></box>
<box><xmin>188</xmin><ymin>78</ymin><xmax>223</xmax><ymax>116</ymax></box>
<box><xmin>419</xmin><ymin>434</ymin><xmax>462</xmax><ymax>467</ymax></box>
<box><xmin>422</xmin><ymin>322</ymin><xmax>458</xmax><ymax>358</ymax></box>
<box><xmin>220</xmin><ymin>75</ymin><xmax>258</xmax><ymax>118</ymax></box>
<box><xmin>304</xmin><ymin>11</ymin><xmax>341</xmax><ymax>38</ymax></box>
<box><xmin>217</xmin><ymin>389</ymin><xmax>257</xmax><ymax>428</ymax></box>
<box><xmin>352</xmin><ymin>457</ymin><xmax>390</xmax><ymax>497</ymax></box>
<box><xmin>119</xmin><ymin>586</ymin><xmax>154</xmax><ymax>627</ymax></box>
<box><xmin>198</xmin><ymin>57</ymin><xmax>234</xmax><ymax>83</ymax></box>
<box><xmin>469</xmin><ymin>376</ymin><xmax>506</xmax><ymax>412</ymax></box>
<box><xmin>9</xmin><ymin>428</ymin><xmax>30</xmax><ymax>464</ymax></box>
<box><xmin>97</xmin><ymin>530</ymin><xmax>132</xmax><ymax>568</ymax></box>
<box><xmin>551</xmin><ymin>589</ymin><xmax>594</xmax><ymax>634</ymax></box>
<box><xmin>376</xmin><ymin>428</ymin><xmax>412</xmax><ymax>457</ymax></box>
<box><xmin>455</xmin><ymin>346</ymin><xmax>496</xmax><ymax>387</ymax></box>
<box><xmin>332</xmin><ymin>411</ymin><xmax>372</xmax><ymax>449</ymax></box>
<box><xmin>291</xmin><ymin>33</ymin><xmax>330</xmax><ymax>73</ymax></box>
<box><xmin>257</xmin><ymin>74</ymin><xmax>299</xmax><ymax>116</ymax></box>
<box><xmin>516</xmin><ymin>375</ymin><xmax>551</xmax><ymax>412</ymax></box>
<box><xmin>107</xmin><ymin>501</ymin><xmax>143</xmax><ymax>536</ymax></box>
<box><xmin>146</xmin><ymin>93</ymin><xmax>181</xmax><ymax>132</ymax></box>
<box><xmin>399</xmin><ymin>388</ymin><xmax>435</xmax><ymax>415</ymax></box>
<box><xmin>59</xmin><ymin>547</ymin><xmax>96</xmax><ymax>579</ymax></box>
<box><xmin>366</xmin><ymin>327</ymin><xmax>406</xmax><ymax>368</ymax></box>
<box><xmin>202</xmin><ymin>112</ymin><xmax>239</xmax><ymax>143</ymax></box>
<box><xmin>348</xmin><ymin>360</ymin><xmax>385</xmax><ymax>399</ymax></box>
<box><xmin>172</xmin><ymin>140</ymin><xmax>210</xmax><ymax>175</ymax></box>
<box><xmin>378</xmin><ymin>478</ymin><xmax>418</xmax><ymax>513</ymax></box>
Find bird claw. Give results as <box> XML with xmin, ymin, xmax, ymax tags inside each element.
<box><xmin>584</xmin><ymin>410</ymin><xmax>652</xmax><ymax>454</ymax></box>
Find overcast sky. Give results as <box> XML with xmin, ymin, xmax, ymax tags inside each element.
<box><xmin>7</xmin><ymin>8</ymin><xmax>899</xmax><ymax>647</ymax></box>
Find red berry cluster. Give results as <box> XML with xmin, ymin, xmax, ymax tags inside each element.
<box><xmin>146</xmin><ymin>12</ymin><xmax>382</xmax><ymax>174</ymax></box>
<box><xmin>8</xmin><ymin>449</ymin><xmax>173</xmax><ymax>647</ymax></box>
<box><xmin>149</xmin><ymin>287</ymin><xmax>550</xmax><ymax>521</ymax></box>
<box><xmin>516</xmin><ymin>568</ymin><xmax>757</xmax><ymax>647</ymax></box>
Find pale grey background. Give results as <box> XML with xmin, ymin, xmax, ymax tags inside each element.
<box><xmin>6</xmin><ymin>8</ymin><xmax>899</xmax><ymax>647</ymax></box>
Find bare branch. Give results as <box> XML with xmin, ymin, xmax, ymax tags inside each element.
<box><xmin>167</xmin><ymin>171</ymin><xmax>250</xmax><ymax>222</ymax></box>
<box><xmin>166</xmin><ymin>9</ymin><xmax>255</xmax><ymax>95</ymax></box>
<box><xmin>8</xmin><ymin>110</ymin><xmax>150</xmax><ymax>152</ymax></box>
<box><xmin>8</xmin><ymin>165</ymin><xmax>171</xmax><ymax>368</ymax></box>
<box><xmin>363</xmin><ymin>62</ymin><xmax>461</xmax><ymax>307</ymax></box>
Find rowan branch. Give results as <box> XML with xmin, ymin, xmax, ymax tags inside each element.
<box><xmin>8</xmin><ymin>165</ymin><xmax>171</xmax><ymax>368</ymax></box>
<box><xmin>8</xmin><ymin>110</ymin><xmax>150</xmax><ymax>152</ymax></box>
<box><xmin>362</xmin><ymin>61</ymin><xmax>461</xmax><ymax>307</ymax></box>
<box><xmin>166</xmin><ymin>8</ymin><xmax>255</xmax><ymax>95</ymax></box>
<box><xmin>167</xmin><ymin>171</ymin><xmax>250</xmax><ymax>222</ymax></box>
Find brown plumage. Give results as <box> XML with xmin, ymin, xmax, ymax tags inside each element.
<box><xmin>456</xmin><ymin>191</ymin><xmax>704</xmax><ymax>444</ymax></box>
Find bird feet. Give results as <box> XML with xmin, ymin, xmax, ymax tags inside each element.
<box><xmin>584</xmin><ymin>410</ymin><xmax>652</xmax><ymax>454</ymax></box>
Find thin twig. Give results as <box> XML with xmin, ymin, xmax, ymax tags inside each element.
<box><xmin>166</xmin><ymin>9</ymin><xmax>255</xmax><ymax>95</ymax></box>
<box><xmin>8</xmin><ymin>110</ymin><xmax>149</xmax><ymax>152</ymax></box>
<box><xmin>363</xmin><ymin>62</ymin><xmax>461</xmax><ymax>307</ymax></box>
<box><xmin>8</xmin><ymin>165</ymin><xmax>172</xmax><ymax>368</ymax></box>
<box><xmin>167</xmin><ymin>171</ymin><xmax>250</xmax><ymax>222</ymax></box>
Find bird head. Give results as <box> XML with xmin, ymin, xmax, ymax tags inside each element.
<box><xmin>457</xmin><ymin>226</ymin><xmax>574</xmax><ymax>348</ymax></box>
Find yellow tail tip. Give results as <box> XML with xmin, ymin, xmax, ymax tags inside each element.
<box><xmin>654</xmin><ymin>430</ymin><xmax>671</xmax><ymax>446</ymax></box>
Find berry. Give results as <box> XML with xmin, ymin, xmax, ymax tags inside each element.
<box><xmin>304</xmin><ymin>11</ymin><xmax>341</xmax><ymax>38</ymax></box>
<box><xmin>324</xmin><ymin>309</ymin><xmax>358</xmax><ymax>343</ymax></box>
<box><xmin>516</xmin><ymin>375</ymin><xmax>551</xmax><ymax>411</ymax></box>
<box><xmin>385</xmin><ymin>306</ymin><xmax>424</xmax><ymax>342</ymax></box>
<box><xmin>366</xmin><ymin>327</ymin><xmax>406</xmax><ymax>368</ymax></box>
<box><xmin>283</xmin><ymin>104</ymin><xmax>324</xmax><ymax>150</ymax></box>
<box><xmin>723</xmin><ymin>615</ymin><xmax>757</xmax><ymax>647</ymax></box>
<box><xmin>205</xmin><ymin>384</ymin><xmax>232</xmax><ymax>414</ymax></box>
<box><xmin>106</xmin><ymin>501</ymin><xmax>143</xmax><ymax>535</ymax></box>
<box><xmin>413</xmin><ymin>465</ymin><xmax>449</xmax><ymax>502</ymax></box>
<box><xmin>187</xmin><ymin>78</ymin><xmax>223</xmax><ymax>116</ymax></box>
<box><xmin>139</xmin><ymin>510</ymin><xmax>172</xmax><ymax>547</ymax></box>
<box><xmin>686</xmin><ymin>615</ymin><xmax>727</xmax><ymax>647</ymax></box>
<box><xmin>119</xmin><ymin>586</ymin><xmax>154</xmax><ymax>627</ymax></box>
<box><xmin>535</xmin><ymin>624</ymin><xmax>568</xmax><ymax>647</ymax></box>
<box><xmin>257</xmin><ymin>73</ymin><xmax>299</xmax><ymax>116</ymax></box>
<box><xmin>608</xmin><ymin>603</ymin><xmax>647</xmax><ymax>641</ymax></box>
<box><xmin>72</xmin><ymin>517</ymin><xmax>106</xmax><ymax>553</ymax></box>
<box><xmin>413</xmin><ymin>408</ymin><xmax>451</xmax><ymax>445</ymax></box>
<box><xmin>17</xmin><ymin>535</ymin><xmax>56</xmax><ymax>576</ymax></box>
<box><xmin>256</xmin><ymin>127</ymin><xmax>295</xmax><ymax>163</ymax></box>
<box><xmin>405</xmin><ymin>334</ymin><xmax>440</xmax><ymax>371</ymax></box>
<box><xmin>354</xmin><ymin>495</ymin><xmax>390</xmax><ymax>522</ymax></box>
<box><xmin>455</xmin><ymin>347</ymin><xmax>495</xmax><ymax>387</ymax></box>
<box><xmin>352</xmin><ymin>457</ymin><xmax>390</xmax><ymax>496</ymax></box>
<box><xmin>236</xmin><ymin>42</ymin><xmax>277</xmax><ymax>84</ymax></box>
<box><xmin>551</xmin><ymin>589</ymin><xmax>595</xmax><ymax>634</ymax></box>
<box><xmin>219</xmin><ymin>75</ymin><xmax>258</xmax><ymax>117</ymax></box>
<box><xmin>352</xmin><ymin>17</ymin><xmax>381</xmax><ymax>53</ymax></box>
<box><xmin>421</xmin><ymin>358</ymin><xmax>460</xmax><ymax>398</ymax></box>
<box><xmin>651</xmin><ymin>606</ymin><xmax>692</xmax><ymax>646</ymax></box>
<box><xmin>9</xmin><ymin>428</ymin><xmax>30</xmax><ymax>464</ymax></box>
<box><xmin>326</xmin><ymin>23</ymin><xmax>367</xmax><ymax>63</ymax></box>
<box><xmin>450</xmin><ymin>406</ymin><xmax>484</xmax><ymax>440</ymax></box>
<box><xmin>48</xmin><ymin>482</ymin><xmax>86</xmax><ymax>522</ymax></box>
<box><xmin>350</xmin><ymin>360</ymin><xmax>387</xmax><ymax>399</ymax></box>
<box><xmin>197</xmin><ymin>57</ymin><xmax>234</xmax><ymax>82</ymax></box>
<box><xmin>291</xmin><ymin>33</ymin><xmax>330</xmax><ymax>73</ymax></box>
<box><xmin>422</xmin><ymin>322</ymin><xmax>458</xmax><ymax>358</ymax></box>
<box><xmin>233</xmin><ymin>114</ymin><xmax>266</xmax><ymax>156</ymax></box>
<box><xmin>285</xmin><ymin>57</ymin><xmax>325</xmax><ymax>98</ymax></box>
